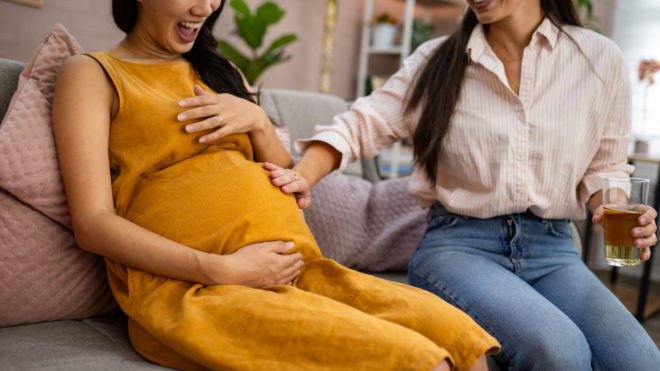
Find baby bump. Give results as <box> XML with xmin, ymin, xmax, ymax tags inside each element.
<box><xmin>112</xmin><ymin>151</ymin><xmax>320</xmax><ymax>259</ymax></box>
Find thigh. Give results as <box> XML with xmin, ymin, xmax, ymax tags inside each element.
<box><xmin>129</xmin><ymin>268</ymin><xmax>446</xmax><ymax>371</ymax></box>
<box><xmin>532</xmin><ymin>263</ymin><xmax>660</xmax><ymax>371</ymax></box>
<box><xmin>409</xmin><ymin>245</ymin><xmax>592</xmax><ymax>371</ymax></box>
<box><xmin>296</xmin><ymin>258</ymin><xmax>499</xmax><ymax>371</ymax></box>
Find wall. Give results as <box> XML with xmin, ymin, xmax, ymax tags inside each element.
<box><xmin>0</xmin><ymin>0</ymin><xmax>618</xmax><ymax>100</ymax></box>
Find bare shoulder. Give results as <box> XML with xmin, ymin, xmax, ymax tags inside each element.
<box><xmin>58</xmin><ymin>55</ymin><xmax>113</xmax><ymax>92</ymax></box>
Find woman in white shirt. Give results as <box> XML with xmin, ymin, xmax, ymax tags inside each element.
<box><xmin>259</xmin><ymin>0</ymin><xmax>660</xmax><ymax>369</ymax></box>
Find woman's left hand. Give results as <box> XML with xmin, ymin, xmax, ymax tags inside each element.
<box><xmin>178</xmin><ymin>85</ymin><xmax>268</xmax><ymax>143</ymax></box>
<box><xmin>264</xmin><ymin>162</ymin><xmax>311</xmax><ymax>210</ymax></box>
<box><xmin>592</xmin><ymin>206</ymin><xmax>658</xmax><ymax>261</ymax></box>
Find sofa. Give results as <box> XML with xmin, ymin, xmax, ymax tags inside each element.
<box><xmin>1</xmin><ymin>56</ymin><xmax>585</xmax><ymax>371</ymax></box>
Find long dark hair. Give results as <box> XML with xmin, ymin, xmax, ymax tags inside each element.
<box><xmin>112</xmin><ymin>0</ymin><xmax>254</xmax><ymax>103</ymax></box>
<box><xmin>406</xmin><ymin>1</ymin><xmax>583</xmax><ymax>185</ymax></box>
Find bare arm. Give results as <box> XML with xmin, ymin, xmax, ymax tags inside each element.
<box><xmin>53</xmin><ymin>55</ymin><xmax>301</xmax><ymax>287</ymax></box>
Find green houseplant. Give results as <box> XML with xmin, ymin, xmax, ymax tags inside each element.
<box><xmin>218</xmin><ymin>0</ymin><xmax>297</xmax><ymax>85</ymax></box>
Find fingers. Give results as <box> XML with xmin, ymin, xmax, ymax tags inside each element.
<box><xmin>639</xmin><ymin>207</ymin><xmax>658</xmax><ymax>226</ymax></box>
<box><xmin>282</xmin><ymin>252</ymin><xmax>304</xmax><ymax>267</ymax></box>
<box><xmin>179</xmin><ymin>90</ymin><xmax>218</xmax><ymax>108</ymax></box>
<box><xmin>267</xmin><ymin>241</ymin><xmax>294</xmax><ymax>254</ymax></box>
<box><xmin>278</xmin><ymin>270</ymin><xmax>301</xmax><ymax>286</ymax></box>
<box><xmin>194</xmin><ymin>84</ymin><xmax>211</xmax><ymax>96</ymax></box>
<box><xmin>199</xmin><ymin>125</ymin><xmax>232</xmax><ymax>143</ymax></box>
<box><xmin>297</xmin><ymin>195</ymin><xmax>311</xmax><ymax>210</ymax></box>
<box><xmin>632</xmin><ymin>220</ymin><xmax>657</xmax><ymax>239</ymax></box>
<box><xmin>272</xmin><ymin>172</ymin><xmax>299</xmax><ymax>187</ymax></box>
<box><xmin>641</xmin><ymin>247</ymin><xmax>652</xmax><ymax>261</ymax></box>
<box><xmin>635</xmin><ymin>233</ymin><xmax>658</xmax><ymax>249</ymax></box>
<box><xmin>184</xmin><ymin>115</ymin><xmax>225</xmax><ymax>134</ymax></box>
<box><xmin>178</xmin><ymin>104</ymin><xmax>222</xmax><ymax>123</ymax></box>
<box><xmin>592</xmin><ymin>205</ymin><xmax>604</xmax><ymax>223</ymax></box>
<box><xmin>263</xmin><ymin>162</ymin><xmax>282</xmax><ymax>171</ymax></box>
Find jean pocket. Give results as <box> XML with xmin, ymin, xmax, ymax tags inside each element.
<box><xmin>425</xmin><ymin>215</ymin><xmax>461</xmax><ymax>236</ymax></box>
<box><xmin>547</xmin><ymin>220</ymin><xmax>574</xmax><ymax>241</ymax></box>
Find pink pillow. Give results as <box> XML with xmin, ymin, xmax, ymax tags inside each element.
<box><xmin>0</xmin><ymin>23</ymin><xmax>81</xmax><ymax>229</ymax></box>
<box><xmin>0</xmin><ymin>24</ymin><xmax>119</xmax><ymax>327</ymax></box>
<box><xmin>0</xmin><ymin>188</ymin><xmax>119</xmax><ymax>327</ymax></box>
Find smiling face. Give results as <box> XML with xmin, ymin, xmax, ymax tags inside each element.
<box><xmin>467</xmin><ymin>0</ymin><xmax>532</xmax><ymax>24</ymax></box>
<box><xmin>134</xmin><ymin>0</ymin><xmax>222</xmax><ymax>55</ymax></box>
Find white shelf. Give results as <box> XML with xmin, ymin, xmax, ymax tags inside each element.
<box><xmin>368</xmin><ymin>46</ymin><xmax>404</xmax><ymax>55</ymax></box>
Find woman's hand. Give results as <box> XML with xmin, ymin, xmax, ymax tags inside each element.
<box><xmin>264</xmin><ymin>162</ymin><xmax>312</xmax><ymax>209</ymax></box>
<box><xmin>592</xmin><ymin>206</ymin><xmax>658</xmax><ymax>261</ymax></box>
<box><xmin>205</xmin><ymin>241</ymin><xmax>304</xmax><ymax>288</ymax></box>
<box><xmin>178</xmin><ymin>85</ymin><xmax>269</xmax><ymax>143</ymax></box>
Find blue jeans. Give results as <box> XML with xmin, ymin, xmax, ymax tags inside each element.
<box><xmin>409</xmin><ymin>203</ymin><xmax>660</xmax><ymax>371</ymax></box>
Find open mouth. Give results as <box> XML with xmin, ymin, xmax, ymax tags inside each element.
<box><xmin>473</xmin><ymin>0</ymin><xmax>494</xmax><ymax>10</ymax></box>
<box><xmin>176</xmin><ymin>21</ymin><xmax>202</xmax><ymax>43</ymax></box>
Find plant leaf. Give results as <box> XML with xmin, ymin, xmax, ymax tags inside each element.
<box><xmin>264</xmin><ymin>34</ymin><xmax>297</xmax><ymax>56</ymax></box>
<box><xmin>256</xmin><ymin>2</ymin><xmax>285</xmax><ymax>25</ymax></box>
<box><xmin>217</xmin><ymin>40</ymin><xmax>250</xmax><ymax>72</ymax></box>
<box><xmin>230</xmin><ymin>0</ymin><xmax>252</xmax><ymax>20</ymax></box>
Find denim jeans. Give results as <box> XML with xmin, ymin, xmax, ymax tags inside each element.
<box><xmin>409</xmin><ymin>203</ymin><xmax>660</xmax><ymax>371</ymax></box>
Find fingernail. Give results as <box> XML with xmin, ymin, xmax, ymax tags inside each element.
<box><xmin>286</xmin><ymin>242</ymin><xmax>294</xmax><ymax>249</ymax></box>
<box><xmin>641</xmin><ymin>217</ymin><xmax>648</xmax><ymax>224</ymax></box>
<box><xmin>199</xmin><ymin>137</ymin><xmax>208</xmax><ymax>143</ymax></box>
<box><xmin>186</xmin><ymin>125</ymin><xmax>194</xmax><ymax>132</ymax></box>
<box><xmin>634</xmin><ymin>229</ymin><xmax>642</xmax><ymax>237</ymax></box>
<box><xmin>635</xmin><ymin>240</ymin><xmax>642</xmax><ymax>247</ymax></box>
<box><xmin>282</xmin><ymin>186</ymin><xmax>289</xmax><ymax>192</ymax></box>
<box><xmin>178</xmin><ymin>113</ymin><xmax>186</xmax><ymax>121</ymax></box>
<box><xmin>179</xmin><ymin>100</ymin><xmax>187</xmax><ymax>107</ymax></box>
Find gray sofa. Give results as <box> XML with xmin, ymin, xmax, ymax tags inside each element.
<box><xmin>1</xmin><ymin>57</ymin><xmax>583</xmax><ymax>371</ymax></box>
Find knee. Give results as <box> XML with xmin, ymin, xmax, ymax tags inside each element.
<box><xmin>507</xmin><ymin>322</ymin><xmax>591</xmax><ymax>371</ymax></box>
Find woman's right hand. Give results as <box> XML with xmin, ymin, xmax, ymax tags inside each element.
<box><xmin>207</xmin><ymin>241</ymin><xmax>304</xmax><ymax>288</ymax></box>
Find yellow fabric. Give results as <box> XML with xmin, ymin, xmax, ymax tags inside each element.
<box><xmin>86</xmin><ymin>51</ymin><xmax>499</xmax><ymax>371</ymax></box>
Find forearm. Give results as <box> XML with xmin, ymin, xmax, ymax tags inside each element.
<box><xmin>250</xmin><ymin>120</ymin><xmax>293</xmax><ymax>168</ymax></box>
<box><xmin>293</xmin><ymin>141</ymin><xmax>342</xmax><ymax>188</ymax></box>
<box><xmin>75</xmin><ymin>211</ymin><xmax>224</xmax><ymax>285</ymax></box>
<box><xmin>587</xmin><ymin>190</ymin><xmax>603</xmax><ymax>214</ymax></box>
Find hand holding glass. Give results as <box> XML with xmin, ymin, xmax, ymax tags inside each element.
<box><xmin>602</xmin><ymin>178</ymin><xmax>650</xmax><ymax>266</ymax></box>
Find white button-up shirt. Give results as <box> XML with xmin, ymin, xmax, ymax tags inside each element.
<box><xmin>296</xmin><ymin>18</ymin><xmax>634</xmax><ymax>220</ymax></box>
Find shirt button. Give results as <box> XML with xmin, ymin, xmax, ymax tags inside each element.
<box><xmin>517</xmin><ymin>151</ymin><xmax>525</xmax><ymax>159</ymax></box>
<box><xmin>517</xmin><ymin>188</ymin><xmax>525</xmax><ymax>195</ymax></box>
<box><xmin>517</xmin><ymin>114</ymin><xmax>525</xmax><ymax>122</ymax></box>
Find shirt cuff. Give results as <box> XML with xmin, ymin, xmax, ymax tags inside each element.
<box><xmin>579</xmin><ymin>170</ymin><xmax>634</xmax><ymax>204</ymax></box>
<box><xmin>294</xmin><ymin>131</ymin><xmax>353</xmax><ymax>173</ymax></box>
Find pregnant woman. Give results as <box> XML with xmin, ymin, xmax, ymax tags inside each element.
<box><xmin>51</xmin><ymin>0</ymin><xmax>498</xmax><ymax>370</ymax></box>
<box><xmin>268</xmin><ymin>0</ymin><xmax>660</xmax><ymax>369</ymax></box>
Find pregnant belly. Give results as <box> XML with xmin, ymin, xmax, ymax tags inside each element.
<box><xmin>113</xmin><ymin>151</ymin><xmax>320</xmax><ymax>258</ymax></box>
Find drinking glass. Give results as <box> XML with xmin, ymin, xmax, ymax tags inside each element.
<box><xmin>602</xmin><ymin>178</ymin><xmax>650</xmax><ymax>266</ymax></box>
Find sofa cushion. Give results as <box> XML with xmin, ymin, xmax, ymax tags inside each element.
<box><xmin>0</xmin><ymin>187</ymin><xmax>119</xmax><ymax>327</ymax></box>
<box><xmin>0</xmin><ymin>314</ymin><xmax>171</xmax><ymax>371</ymax></box>
<box><xmin>0</xmin><ymin>59</ymin><xmax>26</xmax><ymax>123</ymax></box>
<box><xmin>0</xmin><ymin>24</ymin><xmax>81</xmax><ymax>228</ymax></box>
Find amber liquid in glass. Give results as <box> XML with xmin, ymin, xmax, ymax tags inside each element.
<box><xmin>603</xmin><ymin>205</ymin><xmax>643</xmax><ymax>266</ymax></box>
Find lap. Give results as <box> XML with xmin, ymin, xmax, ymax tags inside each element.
<box><xmin>532</xmin><ymin>264</ymin><xmax>660</xmax><ymax>370</ymax></box>
<box><xmin>409</xmin><ymin>246</ymin><xmax>592</xmax><ymax>370</ymax></box>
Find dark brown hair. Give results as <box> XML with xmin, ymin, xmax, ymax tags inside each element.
<box><xmin>112</xmin><ymin>0</ymin><xmax>254</xmax><ymax>103</ymax></box>
<box><xmin>406</xmin><ymin>1</ymin><xmax>583</xmax><ymax>184</ymax></box>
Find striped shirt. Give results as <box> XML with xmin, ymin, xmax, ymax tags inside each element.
<box><xmin>296</xmin><ymin>18</ymin><xmax>634</xmax><ymax>220</ymax></box>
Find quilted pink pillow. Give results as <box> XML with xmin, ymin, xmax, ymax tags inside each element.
<box><xmin>0</xmin><ymin>24</ymin><xmax>80</xmax><ymax>228</ymax></box>
<box><xmin>0</xmin><ymin>188</ymin><xmax>119</xmax><ymax>327</ymax></box>
<box><xmin>0</xmin><ymin>24</ymin><xmax>119</xmax><ymax>327</ymax></box>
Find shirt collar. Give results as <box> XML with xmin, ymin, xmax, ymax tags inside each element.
<box><xmin>466</xmin><ymin>17</ymin><xmax>559</xmax><ymax>63</ymax></box>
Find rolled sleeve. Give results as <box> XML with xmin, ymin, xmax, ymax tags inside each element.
<box><xmin>578</xmin><ymin>57</ymin><xmax>635</xmax><ymax>204</ymax></box>
<box><xmin>295</xmin><ymin>131</ymin><xmax>353</xmax><ymax>173</ymax></box>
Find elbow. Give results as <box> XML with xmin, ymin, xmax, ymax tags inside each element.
<box><xmin>71</xmin><ymin>212</ymin><xmax>106</xmax><ymax>254</ymax></box>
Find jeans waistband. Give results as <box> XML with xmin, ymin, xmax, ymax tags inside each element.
<box><xmin>428</xmin><ymin>202</ymin><xmax>546</xmax><ymax>224</ymax></box>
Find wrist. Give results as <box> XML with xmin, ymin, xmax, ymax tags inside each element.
<box><xmin>250</xmin><ymin>110</ymin><xmax>271</xmax><ymax>134</ymax></box>
<box><xmin>199</xmin><ymin>252</ymin><xmax>232</xmax><ymax>285</ymax></box>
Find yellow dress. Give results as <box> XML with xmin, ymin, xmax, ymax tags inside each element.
<box><xmin>86</xmin><ymin>51</ymin><xmax>499</xmax><ymax>371</ymax></box>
